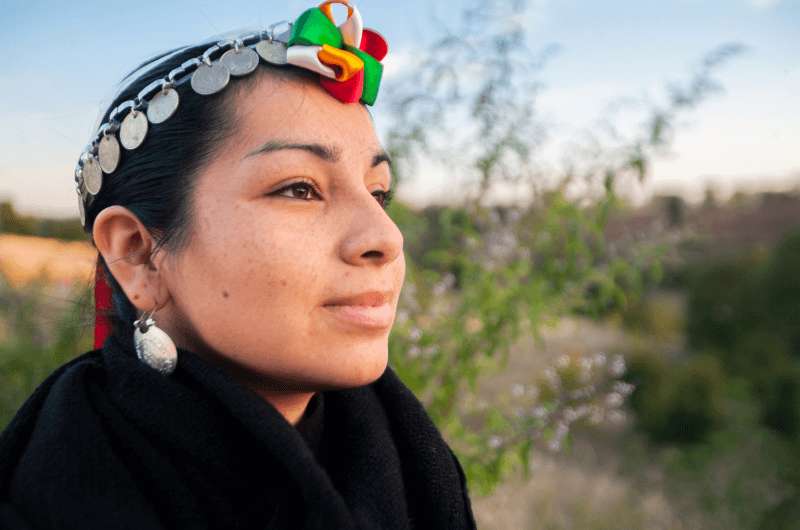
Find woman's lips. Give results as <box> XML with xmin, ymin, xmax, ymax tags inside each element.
<box><xmin>322</xmin><ymin>302</ymin><xmax>394</xmax><ymax>330</ymax></box>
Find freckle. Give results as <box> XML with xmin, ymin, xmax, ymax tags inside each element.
<box><xmin>280</xmin><ymin>280</ymin><xmax>287</xmax><ymax>287</ymax></box>
<box><xmin>133</xmin><ymin>294</ymin><xmax>140</xmax><ymax>300</ymax></box>
<box><xmin>222</xmin><ymin>290</ymin><xmax>229</xmax><ymax>298</ymax></box>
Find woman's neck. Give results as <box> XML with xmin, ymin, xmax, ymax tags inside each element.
<box><xmin>162</xmin><ymin>317</ymin><xmax>316</xmax><ymax>426</ymax></box>
<box><xmin>206</xmin><ymin>353</ymin><xmax>317</xmax><ymax>425</ymax></box>
<box><xmin>210</xmin><ymin>355</ymin><xmax>317</xmax><ymax>425</ymax></box>
<box><xmin>252</xmin><ymin>389</ymin><xmax>316</xmax><ymax>425</ymax></box>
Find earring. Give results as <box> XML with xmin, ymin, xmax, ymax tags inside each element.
<box><xmin>133</xmin><ymin>307</ymin><xmax>178</xmax><ymax>375</ymax></box>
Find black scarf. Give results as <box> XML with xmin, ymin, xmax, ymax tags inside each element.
<box><xmin>0</xmin><ymin>333</ymin><xmax>477</xmax><ymax>529</ymax></box>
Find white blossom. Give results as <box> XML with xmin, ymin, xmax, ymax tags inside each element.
<box><xmin>432</xmin><ymin>273</ymin><xmax>456</xmax><ymax>296</ymax></box>
<box><xmin>592</xmin><ymin>352</ymin><xmax>608</xmax><ymax>366</ymax></box>
<box><xmin>532</xmin><ymin>406</ymin><xmax>549</xmax><ymax>419</ymax></box>
<box><xmin>605</xmin><ymin>392</ymin><xmax>624</xmax><ymax>408</ymax></box>
<box><xmin>609</xmin><ymin>354</ymin><xmax>627</xmax><ymax>377</ymax></box>
<box><xmin>396</xmin><ymin>309</ymin><xmax>409</xmax><ymax>324</ymax></box>
<box><xmin>422</xmin><ymin>344</ymin><xmax>439</xmax><ymax>357</ymax></box>
<box><xmin>556</xmin><ymin>354</ymin><xmax>571</xmax><ymax>369</ymax></box>
<box><xmin>543</xmin><ymin>367</ymin><xmax>560</xmax><ymax>389</ymax></box>
<box><xmin>613</xmin><ymin>381</ymin><xmax>635</xmax><ymax>397</ymax></box>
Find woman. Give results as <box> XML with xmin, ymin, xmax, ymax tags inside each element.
<box><xmin>0</xmin><ymin>2</ymin><xmax>477</xmax><ymax>529</ymax></box>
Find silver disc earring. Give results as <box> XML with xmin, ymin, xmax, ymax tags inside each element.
<box><xmin>133</xmin><ymin>308</ymin><xmax>178</xmax><ymax>375</ymax></box>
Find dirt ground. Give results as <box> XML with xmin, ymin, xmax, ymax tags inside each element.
<box><xmin>0</xmin><ymin>234</ymin><xmax>95</xmax><ymax>287</ymax></box>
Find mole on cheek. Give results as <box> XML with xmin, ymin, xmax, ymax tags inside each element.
<box><xmin>222</xmin><ymin>290</ymin><xmax>230</xmax><ymax>298</ymax></box>
<box><xmin>133</xmin><ymin>294</ymin><xmax>140</xmax><ymax>300</ymax></box>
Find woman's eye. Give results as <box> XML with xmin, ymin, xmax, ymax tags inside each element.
<box><xmin>272</xmin><ymin>182</ymin><xmax>394</xmax><ymax>209</ymax></box>
<box><xmin>274</xmin><ymin>182</ymin><xmax>319</xmax><ymax>201</ymax></box>
<box><xmin>373</xmin><ymin>188</ymin><xmax>394</xmax><ymax>209</ymax></box>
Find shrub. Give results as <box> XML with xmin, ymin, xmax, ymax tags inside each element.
<box><xmin>626</xmin><ymin>352</ymin><xmax>726</xmax><ymax>444</ymax></box>
<box><xmin>757</xmin><ymin>359</ymin><xmax>800</xmax><ymax>439</ymax></box>
<box><xmin>685</xmin><ymin>255</ymin><xmax>762</xmax><ymax>360</ymax></box>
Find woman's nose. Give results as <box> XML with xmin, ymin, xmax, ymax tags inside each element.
<box><xmin>338</xmin><ymin>189</ymin><xmax>404</xmax><ymax>267</ymax></box>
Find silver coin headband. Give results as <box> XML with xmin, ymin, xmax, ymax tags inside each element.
<box><xmin>74</xmin><ymin>0</ymin><xmax>390</xmax><ymax>228</ymax></box>
<box><xmin>73</xmin><ymin>23</ymin><xmax>291</xmax><ymax>228</ymax></box>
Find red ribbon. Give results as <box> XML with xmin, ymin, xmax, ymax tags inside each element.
<box><xmin>94</xmin><ymin>257</ymin><xmax>113</xmax><ymax>349</ymax></box>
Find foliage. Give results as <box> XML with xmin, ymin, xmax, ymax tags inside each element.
<box><xmin>383</xmin><ymin>0</ymin><xmax>739</xmax><ymax>493</ymax></box>
<box><xmin>685</xmin><ymin>230</ymin><xmax>800</xmax><ymax>439</ymax></box>
<box><xmin>458</xmin><ymin>351</ymin><xmax>634</xmax><ymax>495</ymax></box>
<box><xmin>0</xmin><ymin>200</ymin><xmax>84</xmax><ymax>241</ymax></box>
<box><xmin>625</xmin><ymin>351</ymin><xmax>726</xmax><ymax>444</ymax></box>
<box><xmin>653</xmin><ymin>399</ymin><xmax>797</xmax><ymax>530</ymax></box>
<box><xmin>0</xmin><ymin>270</ymin><xmax>93</xmax><ymax>428</ymax></box>
<box><xmin>617</xmin><ymin>230</ymin><xmax>800</xmax><ymax>529</ymax></box>
<box><xmin>653</xmin><ymin>377</ymin><xmax>799</xmax><ymax>530</ymax></box>
<box><xmin>685</xmin><ymin>255</ymin><xmax>764</xmax><ymax>360</ymax></box>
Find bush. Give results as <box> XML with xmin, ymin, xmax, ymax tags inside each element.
<box><xmin>761</xmin><ymin>230</ymin><xmax>800</xmax><ymax>355</ymax></box>
<box><xmin>685</xmin><ymin>255</ymin><xmax>763</xmax><ymax>361</ymax></box>
<box><xmin>758</xmin><ymin>359</ymin><xmax>800</xmax><ymax>439</ymax></box>
<box><xmin>682</xmin><ymin>230</ymin><xmax>800</xmax><ymax>440</ymax></box>
<box><xmin>626</xmin><ymin>352</ymin><xmax>726</xmax><ymax>444</ymax></box>
<box><xmin>759</xmin><ymin>497</ymin><xmax>800</xmax><ymax>530</ymax></box>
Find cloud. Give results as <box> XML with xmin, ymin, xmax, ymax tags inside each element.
<box><xmin>382</xmin><ymin>47</ymin><xmax>418</xmax><ymax>81</ymax></box>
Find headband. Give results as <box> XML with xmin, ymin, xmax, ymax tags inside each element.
<box><xmin>80</xmin><ymin>0</ymin><xmax>388</xmax><ymax>349</ymax></box>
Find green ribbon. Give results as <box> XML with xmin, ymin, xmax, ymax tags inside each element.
<box><xmin>344</xmin><ymin>44</ymin><xmax>382</xmax><ymax>105</ymax></box>
<box><xmin>288</xmin><ymin>7</ymin><xmax>383</xmax><ymax>105</ymax></box>
<box><xmin>288</xmin><ymin>8</ymin><xmax>343</xmax><ymax>49</ymax></box>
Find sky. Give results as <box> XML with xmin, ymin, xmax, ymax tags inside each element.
<box><xmin>0</xmin><ymin>0</ymin><xmax>798</xmax><ymax>217</ymax></box>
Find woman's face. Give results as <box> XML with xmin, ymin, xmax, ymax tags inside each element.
<box><xmin>158</xmin><ymin>72</ymin><xmax>405</xmax><ymax>393</ymax></box>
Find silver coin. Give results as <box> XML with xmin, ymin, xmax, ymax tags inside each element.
<box><xmin>134</xmin><ymin>325</ymin><xmax>178</xmax><ymax>375</ymax></box>
<box><xmin>98</xmin><ymin>134</ymin><xmax>120</xmax><ymax>173</ymax></box>
<box><xmin>78</xmin><ymin>194</ymin><xmax>86</xmax><ymax>226</ymax></box>
<box><xmin>256</xmin><ymin>40</ymin><xmax>288</xmax><ymax>65</ymax></box>
<box><xmin>120</xmin><ymin>110</ymin><xmax>149</xmax><ymax>150</ymax></box>
<box><xmin>147</xmin><ymin>87</ymin><xmax>180</xmax><ymax>124</ymax></box>
<box><xmin>82</xmin><ymin>156</ymin><xmax>103</xmax><ymax>195</ymax></box>
<box><xmin>191</xmin><ymin>62</ymin><xmax>230</xmax><ymax>95</ymax></box>
<box><xmin>220</xmin><ymin>47</ymin><xmax>259</xmax><ymax>76</ymax></box>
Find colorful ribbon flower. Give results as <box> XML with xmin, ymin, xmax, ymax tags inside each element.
<box><xmin>286</xmin><ymin>0</ymin><xmax>388</xmax><ymax>105</ymax></box>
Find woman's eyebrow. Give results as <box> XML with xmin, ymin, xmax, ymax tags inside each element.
<box><xmin>243</xmin><ymin>140</ymin><xmax>341</xmax><ymax>162</ymax></box>
<box><xmin>372</xmin><ymin>150</ymin><xmax>391</xmax><ymax>168</ymax></box>
<box><xmin>245</xmin><ymin>140</ymin><xmax>392</xmax><ymax>170</ymax></box>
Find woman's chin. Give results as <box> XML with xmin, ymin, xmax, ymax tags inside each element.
<box><xmin>317</xmin><ymin>344</ymin><xmax>389</xmax><ymax>389</ymax></box>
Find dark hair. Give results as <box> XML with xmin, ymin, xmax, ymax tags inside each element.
<box><xmin>84</xmin><ymin>43</ymin><xmax>318</xmax><ymax>343</ymax></box>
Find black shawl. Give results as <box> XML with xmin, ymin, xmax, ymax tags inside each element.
<box><xmin>0</xmin><ymin>333</ymin><xmax>477</xmax><ymax>529</ymax></box>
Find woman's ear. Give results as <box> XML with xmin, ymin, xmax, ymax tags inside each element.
<box><xmin>92</xmin><ymin>206</ymin><xmax>170</xmax><ymax>312</ymax></box>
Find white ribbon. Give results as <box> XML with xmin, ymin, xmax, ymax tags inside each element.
<box><xmin>338</xmin><ymin>5</ymin><xmax>363</xmax><ymax>48</ymax></box>
<box><xmin>286</xmin><ymin>45</ymin><xmax>337</xmax><ymax>79</ymax></box>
